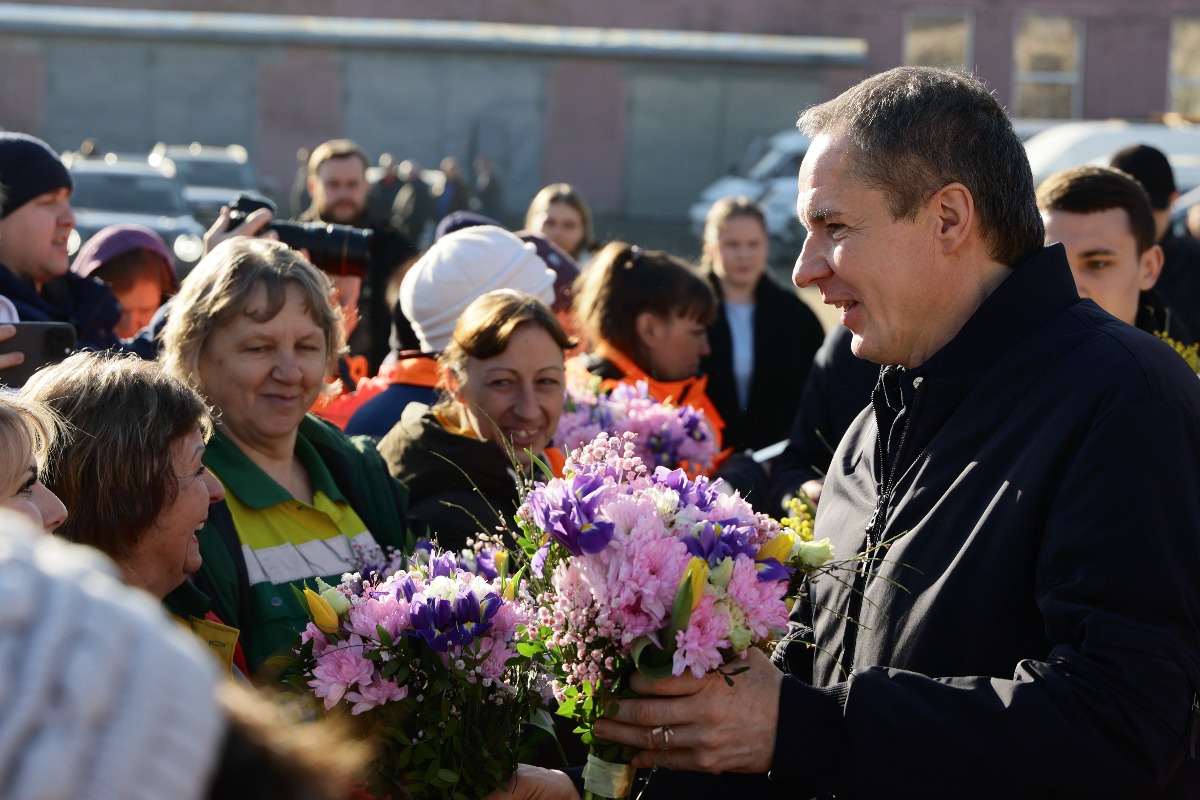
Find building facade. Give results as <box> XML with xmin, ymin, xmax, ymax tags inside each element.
<box><xmin>1</xmin><ymin>0</ymin><xmax>1198</xmax><ymax>220</ymax></box>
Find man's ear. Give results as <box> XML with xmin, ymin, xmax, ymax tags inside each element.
<box><xmin>930</xmin><ymin>182</ymin><xmax>975</xmax><ymax>255</ymax></box>
<box><xmin>1139</xmin><ymin>243</ymin><xmax>1165</xmax><ymax>291</ymax></box>
<box><xmin>306</xmin><ymin>175</ymin><xmax>319</xmax><ymax>197</ymax></box>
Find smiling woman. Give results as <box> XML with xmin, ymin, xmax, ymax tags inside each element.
<box><xmin>160</xmin><ymin>238</ymin><xmax>410</xmax><ymax>676</ymax></box>
<box><xmin>21</xmin><ymin>352</ymin><xmax>250</xmax><ymax>673</ymax></box>
<box><xmin>379</xmin><ymin>289</ymin><xmax>573</xmax><ymax>550</ymax></box>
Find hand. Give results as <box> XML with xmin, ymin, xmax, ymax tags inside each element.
<box><xmin>203</xmin><ymin>205</ymin><xmax>276</xmax><ymax>255</ymax></box>
<box><xmin>484</xmin><ymin>764</ymin><xmax>579</xmax><ymax>800</ymax></box>
<box><xmin>0</xmin><ymin>324</ymin><xmax>25</xmax><ymax>370</ymax></box>
<box><xmin>800</xmin><ymin>479</ymin><xmax>825</xmax><ymax>508</ymax></box>
<box><xmin>592</xmin><ymin>647</ymin><xmax>783</xmax><ymax>774</ymax></box>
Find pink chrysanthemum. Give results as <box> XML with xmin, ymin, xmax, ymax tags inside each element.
<box><xmin>309</xmin><ymin>634</ymin><xmax>374</xmax><ymax>710</ymax></box>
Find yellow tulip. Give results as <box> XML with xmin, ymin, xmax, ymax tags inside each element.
<box><xmin>683</xmin><ymin>557</ymin><xmax>709</xmax><ymax>611</ymax></box>
<box><xmin>502</xmin><ymin>576</ymin><xmax>518</xmax><ymax>602</ymax></box>
<box><xmin>494</xmin><ymin>549</ymin><xmax>510</xmax><ymax>579</ymax></box>
<box><xmin>756</xmin><ymin>532</ymin><xmax>797</xmax><ymax>565</ymax></box>
<box><xmin>304</xmin><ymin>587</ymin><xmax>340</xmax><ymax>634</ymax></box>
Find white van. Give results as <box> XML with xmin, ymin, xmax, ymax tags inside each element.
<box><xmin>1025</xmin><ymin>120</ymin><xmax>1200</xmax><ymax>191</ymax></box>
<box><xmin>688</xmin><ymin>129</ymin><xmax>811</xmax><ymax>249</ymax></box>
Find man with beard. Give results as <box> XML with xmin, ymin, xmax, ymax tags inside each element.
<box><xmin>297</xmin><ymin>139</ymin><xmax>416</xmax><ymax>374</ymax></box>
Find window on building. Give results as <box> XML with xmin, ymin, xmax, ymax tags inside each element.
<box><xmin>1012</xmin><ymin>14</ymin><xmax>1083</xmax><ymax>119</ymax></box>
<box><xmin>1170</xmin><ymin>17</ymin><xmax>1200</xmax><ymax>116</ymax></box>
<box><xmin>904</xmin><ymin>10</ymin><xmax>972</xmax><ymax>71</ymax></box>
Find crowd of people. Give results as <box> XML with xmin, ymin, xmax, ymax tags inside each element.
<box><xmin>1</xmin><ymin>63</ymin><xmax>1200</xmax><ymax>798</ymax></box>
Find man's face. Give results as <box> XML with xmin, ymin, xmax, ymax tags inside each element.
<box><xmin>0</xmin><ymin>188</ymin><xmax>76</xmax><ymax>289</ymax></box>
<box><xmin>309</xmin><ymin>156</ymin><xmax>368</xmax><ymax>224</ymax></box>
<box><xmin>1042</xmin><ymin>207</ymin><xmax>1161</xmax><ymax>326</ymax></box>
<box><xmin>792</xmin><ymin>133</ymin><xmax>953</xmax><ymax>367</ymax></box>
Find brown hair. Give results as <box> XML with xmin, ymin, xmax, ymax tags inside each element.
<box><xmin>524</xmin><ymin>183</ymin><xmax>594</xmax><ymax>258</ymax></box>
<box><xmin>435</xmin><ymin>289</ymin><xmax>573</xmax><ymax>412</ymax></box>
<box><xmin>162</xmin><ymin>237</ymin><xmax>344</xmax><ymax>401</ymax></box>
<box><xmin>23</xmin><ymin>352</ymin><xmax>213</xmax><ymax>560</ymax></box>
<box><xmin>700</xmin><ymin>196</ymin><xmax>768</xmax><ymax>270</ymax></box>
<box><xmin>307</xmin><ymin>139</ymin><xmax>369</xmax><ymax>177</ymax></box>
<box><xmin>0</xmin><ymin>393</ymin><xmax>63</xmax><ymax>496</ymax></box>
<box><xmin>572</xmin><ymin>242</ymin><xmax>717</xmax><ymax>371</ymax></box>
<box><xmin>1036</xmin><ymin>165</ymin><xmax>1158</xmax><ymax>256</ymax></box>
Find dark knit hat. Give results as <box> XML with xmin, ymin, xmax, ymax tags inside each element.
<box><xmin>0</xmin><ymin>133</ymin><xmax>73</xmax><ymax>218</ymax></box>
<box><xmin>70</xmin><ymin>224</ymin><xmax>178</xmax><ymax>288</ymax></box>
<box><xmin>1109</xmin><ymin>144</ymin><xmax>1176</xmax><ymax>209</ymax></box>
<box><xmin>516</xmin><ymin>231</ymin><xmax>580</xmax><ymax>314</ymax></box>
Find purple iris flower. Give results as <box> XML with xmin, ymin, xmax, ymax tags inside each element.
<box><xmin>651</xmin><ymin>467</ymin><xmax>720</xmax><ymax>511</ymax></box>
<box><xmin>408</xmin><ymin>588</ymin><xmax>502</xmax><ymax>651</ymax></box>
<box><xmin>428</xmin><ymin>552</ymin><xmax>458</xmax><ymax>580</ymax></box>
<box><xmin>684</xmin><ymin>520</ymin><xmax>757</xmax><ymax>566</ymax></box>
<box><xmin>526</xmin><ymin>472</ymin><xmax>615</xmax><ymax>558</ymax></box>
<box><xmin>393</xmin><ymin>574</ymin><xmax>418</xmax><ymax>602</ymax></box>
<box><xmin>754</xmin><ymin>558</ymin><xmax>792</xmax><ymax>583</ymax></box>
<box><xmin>532</xmin><ymin>543</ymin><xmax>551</xmax><ymax>578</ymax></box>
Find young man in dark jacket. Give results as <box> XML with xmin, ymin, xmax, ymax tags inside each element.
<box><xmin>588</xmin><ymin>67</ymin><xmax>1200</xmax><ymax>799</ymax></box>
<box><xmin>0</xmin><ymin>132</ymin><xmax>122</xmax><ymax>351</ymax></box>
<box><xmin>1039</xmin><ymin>164</ymin><xmax>1194</xmax><ymax>345</ymax></box>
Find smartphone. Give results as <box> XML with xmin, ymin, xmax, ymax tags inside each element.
<box><xmin>0</xmin><ymin>322</ymin><xmax>76</xmax><ymax>388</ymax></box>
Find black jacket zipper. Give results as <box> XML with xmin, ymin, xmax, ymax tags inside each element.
<box><xmin>842</xmin><ymin>376</ymin><xmax>924</xmax><ymax>670</ymax></box>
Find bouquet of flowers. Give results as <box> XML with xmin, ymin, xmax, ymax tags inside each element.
<box><xmin>293</xmin><ymin>546</ymin><xmax>549</xmax><ymax>799</ymax></box>
<box><xmin>515</xmin><ymin>432</ymin><xmax>819</xmax><ymax>800</ymax></box>
<box><xmin>555</xmin><ymin>378</ymin><xmax>718</xmax><ymax>475</ymax></box>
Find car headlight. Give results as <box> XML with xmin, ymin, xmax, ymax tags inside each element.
<box><xmin>173</xmin><ymin>233</ymin><xmax>204</xmax><ymax>263</ymax></box>
<box><xmin>67</xmin><ymin>229</ymin><xmax>82</xmax><ymax>258</ymax></box>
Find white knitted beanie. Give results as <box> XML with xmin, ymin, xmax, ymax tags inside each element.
<box><xmin>0</xmin><ymin>513</ymin><xmax>226</xmax><ymax>800</ymax></box>
<box><xmin>399</xmin><ymin>225</ymin><xmax>556</xmax><ymax>353</ymax></box>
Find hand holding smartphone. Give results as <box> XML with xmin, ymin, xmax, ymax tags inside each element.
<box><xmin>0</xmin><ymin>322</ymin><xmax>76</xmax><ymax>388</ymax></box>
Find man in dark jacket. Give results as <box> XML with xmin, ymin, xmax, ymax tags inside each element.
<box><xmin>1039</xmin><ymin>164</ymin><xmax>1194</xmax><ymax>344</ymax></box>
<box><xmin>592</xmin><ymin>67</ymin><xmax>1200</xmax><ymax>798</ymax></box>
<box><xmin>0</xmin><ymin>132</ymin><xmax>122</xmax><ymax>351</ymax></box>
<box><xmin>297</xmin><ymin>139</ymin><xmax>417</xmax><ymax>374</ymax></box>
<box><xmin>1110</xmin><ymin>143</ymin><xmax>1200</xmax><ymax>339</ymax></box>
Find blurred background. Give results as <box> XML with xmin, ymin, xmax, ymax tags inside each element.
<box><xmin>4</xmin><ymin>0</ymin><xmax>1200</xmax><ymax>322</ymax></box>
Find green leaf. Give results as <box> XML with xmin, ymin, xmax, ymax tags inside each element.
<box><xmin>376</xmin><ymin>624</ymin><xmax>393</xmax><ymax>647</ymax></box>
<box><xmin>668</xmin><ymin>578</ymin><xmax>694</xmax><ymax>654</ymax></box>
<box><xmin>436</xmin><ymin>768</ymin><xmax>460</xmax><ymax>784</ymax></box>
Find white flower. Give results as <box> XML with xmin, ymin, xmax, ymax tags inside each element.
<box><xmin>795</xmin><ymin>537</ymin><xmax>835</xmax><ymax>570</ymax></box>
<box><xmin>315</xmin><ymin>577</ymin><xmax>351</xmax><ymax>616</ymax></box>
<box><xmin>425</xmin><ymin>575</ymin><xmax>458</xmax><ymax>601</ymax></box>
<box><xmin>709</xmin><ymin>557</ymin><xmax>735</xmax><ymax>589</ymax></box>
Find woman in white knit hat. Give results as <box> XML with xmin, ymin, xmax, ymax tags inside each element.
<box><xmin>379</xmin><ymin>289</ymin><xmax>573</xmax><ymax>550</ymax></box>
<box><xmin>344</xmin><ymin>224</ymin><xmax>558</xmax><ymax>440</ymax></box>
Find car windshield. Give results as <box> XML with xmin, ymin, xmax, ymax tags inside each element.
<box><xmin>71</xmin><ymin>171</ymin><xmax>189</xmax><ymax>215</ymax></box>
<box><xmin>745</xmin><ymin>145</ymin><xmax>806</xmax><ymax>182</ymax></box>
<box><xmin>172</xmin><ymin>158</ymin><xmax>252</xmax><ymax>188</ymax></box>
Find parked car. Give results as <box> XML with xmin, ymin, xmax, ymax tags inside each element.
<box><xmin>148</xmin><ymin>142</ymin><xmax>258</xmax><ymax>229</ymax></box>
<box><xmin>64</xmin><ymin>153</ymin><xmax>206</xmax><ymax>277</ymax></box>
<box><xmin>688</xmin><ymin>129</ymin><xmax>811</xmax><ymax>256</ymax></box>
<box><xmin>1025</xmin><ymin>119</ymin><xmax>1200</xmax><ymax>191</ymax></box>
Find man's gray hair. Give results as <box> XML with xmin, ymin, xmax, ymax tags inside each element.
<box><xmin>798</xmin><ymin>66</ymin><xmax>1044</xmax><ymax>267</ymax></box>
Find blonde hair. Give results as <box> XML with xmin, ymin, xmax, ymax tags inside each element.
<box><xmin>161</xmin><ymin>238</ymin><xmax>345</xmax><ymax>401</ymax></box>
<box><xmin>0</xmin><ymin>393</ymin><xmax>64</xmax><ymax>496</ymax></box>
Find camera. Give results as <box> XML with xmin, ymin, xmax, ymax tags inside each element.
<box><xmin>226</xmin><ymin>192</ymin><xmax>373</xmax><ymax>278</ymax></box>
